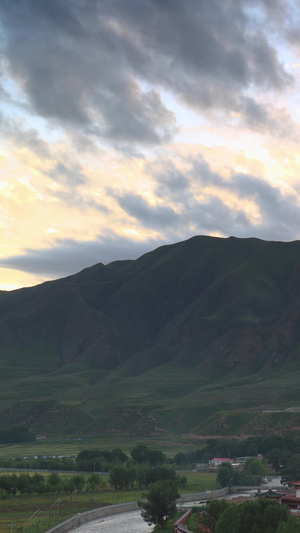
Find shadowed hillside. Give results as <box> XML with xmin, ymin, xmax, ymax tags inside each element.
<box><xmin>0</xmin><ymin>235</ymin><xmax>300</xmax><ymax>439</ymax></box>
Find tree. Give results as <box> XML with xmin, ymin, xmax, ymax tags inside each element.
<box><xmin>244</xmin><ymin>458</ymin><xmax>268</xmax><ymax>477</ymax></box>
<box><xmin>131</xmin><ymin>444</ymin><xmax>148</xmax><ymax>464</ymax></box>
<box><xmin>31</xmin><ymin>473</ymin><xmax>46</xmax><ymax>494</ymax></box>
<box><xmin>176</xmin><ymin>475</ymin><xmax>187</xmax><ymax>489</ymax></box>
<box><xmin>16</xmin><ymin>473</ymin><xmax>32</xmax><ymax>494</ymax></box>
<box><xmin>174</xmin><ymin>452</ymin><xmax>186</xmax><ymax>466</ymax></box>
<box><xmin>266</xmin><ymin>448</ymin><xmax>282</xmax><ymax>471</ymax></box>
<box><xmin>87</xmin><ymin>473</ymin><xmax>101</xmax><ymax>492</ymax></box>
<box><xmin>47</xmin><ymin>472</ymin><xmax>62</xmax><ymax>493</ymax></box>
<box><xmin>277</xmin><ymin>516</ymin><xmax>300</xmax><ymax>532</ymax></box>
<box><xmin>215</xmin><ymin>499</ymin><xmax>294</xmax><ymax>533</ymax></box>
<box><xmin>281</xmin><ymin>455</ymin><xmax>300</xmax><ymax>482</ymax></box>
<box><xmin>72</xmin><ymin>474</ymin><xmax>85</xmax><ymax>492</ymax></box>
<box><xmin>217</xmin><ymin>463</ymin><xmax>235</xmax><ymax>487</ymax></box>
<box><xmin>139</xmin><ymin>479</ymin><xmax>180</xmax><ymax>527</ymax></box>
<box><xmin>109</xmin><ymin>465</ymin><xmax>126</xmax><ymax>489</ymax></box>
<box><xmin>63</xmin><ymin>479</ymin><xmax>75</xmax><ymax>494</ymax></box>
<box><xmin>123</xmin><ymin>467</ymin><xmax>136</xmax><ymax>489</ymax></box>
<box><xmin>201</xmin><ymin>499</ymin><xmax>230</xmax><ymax>532</ymax></box>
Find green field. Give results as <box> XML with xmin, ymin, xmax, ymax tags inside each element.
<box><xmin>0</xmin><ymin>471</ymin><xmax>217</xmax><ymax>533</ymax></box>
<box><xmin>0</xmin><ymin>437</ymin><xmax>204</xmax><ymax>461</ymax></box>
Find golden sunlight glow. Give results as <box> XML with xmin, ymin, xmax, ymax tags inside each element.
<box><xmin>0</xmin><ymin>268</ymin><xmax>47</xmax><ymax>291</ymax></box>
<box><xmin>124</xmin><ymin>229</ymin><xmax>140</xmax><ymax>237</ymax></box>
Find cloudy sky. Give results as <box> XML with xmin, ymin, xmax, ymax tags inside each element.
<box><xmin>1</xmin><ymin>0</ymin><xmax>300</xmax><ymax>290</ymax></box>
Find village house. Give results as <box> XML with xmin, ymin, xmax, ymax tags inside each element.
<box><xmin>208</xmin><ymin>457</ymin><xmax>233</xmax><ymax>467</ymax></box>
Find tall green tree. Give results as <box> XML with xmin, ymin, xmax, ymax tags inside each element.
<box><xmin>200</xmin><ymin>500</ymin><xmax>230</xmax><ymax>532</ymax></box>
<box><xmin>281</xmin><ymin>455</ymin><xmax>300</xmax><ymax>482</ymax></box>
<box><xmin>72</xmin><ymin>474</ymin><xmax>85</xmax><ymax>492</ymax></box>
<box><xmin>109</xmin><ymin>465</ymin><xmax>126</xmax><ymax>489</ymax></box>
<box><xmin>244</xmin><ymin>458</ymin><xmax>268</xmax><ymax>476</ymax></box>
<box><xmin>139</xmin><ymin>479</ymin><xmax>180</xmax><ymax>528</ymax></box>
<box><xmin>277</xmin><ymin>516</ymin><xmax>300</xmax><ymax>532</ymax></box>
<box><xmin>131</xmin><ymin>444</ymin><xmax>148</xmax><ymax>464</ymax></box>
<box><xmin>217</xmin><ymin>462</ymin><xmax>235</xmax><ymax>487</ymax></box>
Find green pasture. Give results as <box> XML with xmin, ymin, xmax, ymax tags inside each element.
<box><xmin>0</xmin><ymin>436</ymin><xmax>207</xmax><ymax>461</ymax></box>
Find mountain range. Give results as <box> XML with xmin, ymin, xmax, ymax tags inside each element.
<box><xmin>1</xmin><ymin>235</ymin><xmax>300</xmax><ymax>440</ymax></box>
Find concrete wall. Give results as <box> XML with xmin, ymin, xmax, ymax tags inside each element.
<box><xmin>46</xmin><ymin>502</ymin><xmax>140</xmax><ymax>533</ymax></box>
<box><xmin>178</xmin><ymin>487</ymin><xmax>228</xmax><ymax>503</ymax></box>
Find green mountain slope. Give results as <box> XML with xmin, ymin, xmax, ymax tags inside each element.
<box><xmin>0</xmin><ymin>235</ymin><xmax>300</xmax><ymax>438</ymax></box>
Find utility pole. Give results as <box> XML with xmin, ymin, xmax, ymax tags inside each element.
<box><xmin>51</xmin><ymin>498</ymin><xmax>62</xmax><ymax>515</ymax></box>
<box><xmin>70</xmin><ymin>489</ymin><xmax>78</xmax><ymax>502</ymax></box>
<box><xmin>36</xmin><ymin>510</ymin><xmax>40</xmax><ymax>533</ymax></box>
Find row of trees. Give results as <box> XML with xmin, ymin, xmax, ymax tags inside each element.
<box><xmin>0</xmin><ymin>472</ymin><xmax>99</xmax><ymax>496</ymax></box>
<box><xmin>0</xmin><ymin>467</ymin><xmax>186</xmax><ymax>496</ymax></box>
<box><xmin>200</xmin><ymin>498</ymin><xmax>300</xmax><ymax>533</ymax></box>
<box><xmin>0</xmin><ymin>426</ymin><xmax>35</xmax><ymax>444</ymax></box>
<box><xmin>0</xmin><ymin>456</ymin><xmax>77</xmax><ymax>472</ymax></box>
<box><xmin>0</xmin><ymin>444</ymin><xmax>167</xmax><ymax>472</ymax></box>
<box><xmin>76</xmin><ymin>444</ymin><xmax>166</xmax><ymax>471</ymax></box>
<box><xmin>109</xmin><ymin>464</ymin><xmax>187</xmax><ymax>490</ymax></box>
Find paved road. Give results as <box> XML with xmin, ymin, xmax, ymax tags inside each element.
<box><xmin>72</xmin><ymin>510</ymin><xmax>152</xmax><ymax>533</ymax></box>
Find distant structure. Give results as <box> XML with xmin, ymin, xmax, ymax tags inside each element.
<box><xmin>208</xmin><ymin>458</ymin><xmax>233</xmax><ymax>467</ymax></box>
<box><xmin>263</xmin><ymin>407</ymin><xmax>300</xmax><ymax>413</ymax></box>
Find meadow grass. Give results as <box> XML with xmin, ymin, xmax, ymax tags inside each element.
<box><xmin>0</xmin><ymin>436</ymin><xmax>207</xmax><ymax>460</ymax></box>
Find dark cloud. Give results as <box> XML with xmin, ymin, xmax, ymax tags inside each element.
<box><xmin>186</xmin><ymin>197</ymin><xmax>252</xmax><ymax>237</ymax></box>
<box><xmin>12</xmin><ymin>127</ymin><xmax>52</xmax><ymax>159</ymax></box>
<box><xmin>0</xmin><ymin>111</ymin><xmax>52</xmax><ymax>159</ymax></box>
<box><xmin>107</xmin><ymin>152</ymin><xmax>300</xmax><ymax>243</ymax></box>
<box><xmin>0</xmin><ymin>235</ymin><xmax>164</xmax><ymax>278</ymax></box>
<box><xmin>48</xmin><ymin>161</ymin><xmax>87</xmax><ymax>186</ymax></box>
<box><xmin>0</xmin><ymin>116</ymin><xmax>90</xmax><ymax>187</ymax></box>
<box><xmin>153</xmin><ymin>165</ymin><xmax>190</xmax><ymax>202</ymax></box>
<box><xmin>239</xmin><ymin>97</ymin><xmax>297</xmax><ymax>138</ymax></box>
<box><xmin>0</xmin><ymin>0</ymin><xmax>176</xmax><ymax>145</ymax></box>
<box><xmin>189</xmin><ymin>153</ymin><xmax>299</xmax><ymax>229</ymax></box>
<box><xmin>109</xmin><ymin>190</ymin><xmax>180</xmax><ymax>229</ymax></box>
<box><xmin>0</xmin><ymin>0</ymin><xmax>293</xmax><ymax>146</ymax></box>
<box><xmin>55</xmin><ymin>190</ymin><xmax>110</xmax><ymax>213</ymax></box>
<box><xmin>195</xmin><ymin>160</ymin><xmax>300</xmax><ymax>240</ymax></box>
<box><xmin>148</xmin><ymin>154</ymin><xmax>300</xmax><ymax>242</ymax></box>
<box><xmin>232</xmin><ymin>172</ymin><xmax>300</xmax><ymax>233</ymax></box>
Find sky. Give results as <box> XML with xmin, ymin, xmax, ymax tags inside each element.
<box><xmin>1</xmin><ymin>0</ymin><xmax>300</xmax><ymax>290</ymax></box>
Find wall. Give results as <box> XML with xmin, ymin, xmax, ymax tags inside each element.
<box><xmin>174</xmin><ymin>509</ymin><xmax>192</xmax><ymax>533</ymax></box>
<box><xmin>178</xmin><ymin>487</ymin><xmax>228</xmax><ymax>503</ymax></box>
<box><xmin>46</xmin><ymin>502</ymin><xmax>140</xmax><ymax>533</ymax></box>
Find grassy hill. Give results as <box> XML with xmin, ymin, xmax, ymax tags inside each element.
<box><xmin>0</xmin><ymin>235</ymin><xmax>300</xmax><ymax>439</ymax></box>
